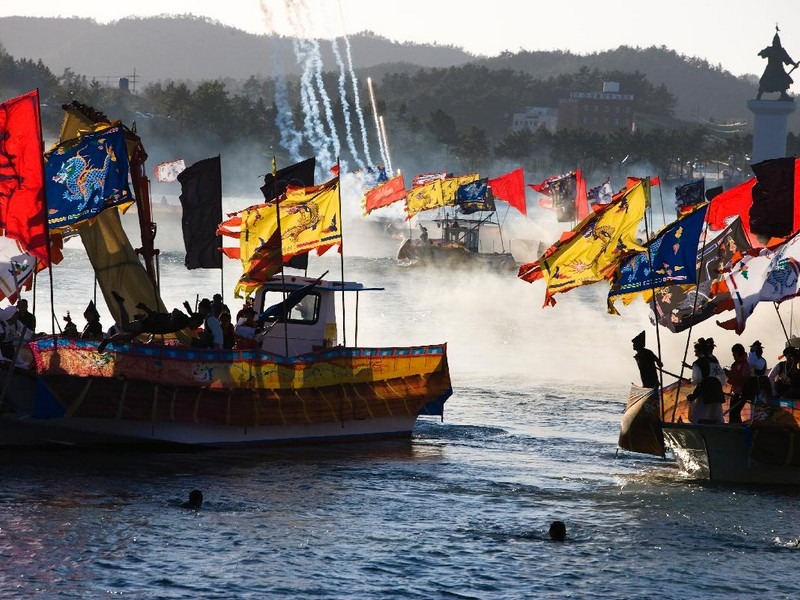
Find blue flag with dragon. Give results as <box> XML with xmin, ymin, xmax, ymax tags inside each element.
<box><xmin>45</xmin><ymin>125</ymin><xmax>132</xmax><ymax>229</ymax></box>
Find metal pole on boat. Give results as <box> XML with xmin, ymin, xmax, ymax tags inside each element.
<box><xmin>337</xmin><ymin>157</ymin><xmax>347</xmax><ymax>347</ymax></box>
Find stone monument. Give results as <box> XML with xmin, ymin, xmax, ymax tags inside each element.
<box><xmin>747</xmin><ymin>27</ymin><xmax>797</xmax><ymax>163</ymax></box>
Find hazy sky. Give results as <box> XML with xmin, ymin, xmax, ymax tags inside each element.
<box><xmin>2</xmin><ymin>0</ymin><xmax>797</xmax><ymax>78</ymax></box>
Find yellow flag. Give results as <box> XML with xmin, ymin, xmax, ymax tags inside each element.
<box><xmin>441</xmin><ymin>173</ymin><xmax>479</xmax><ymax>204</ymax></box>
<box><xmin>519</xmin><ymin>181</ymin><xmax>647</xmax><ymax>306</ymax></box>
<box><xmin>280</xmin><ymin>178</ymin><xmax>341</xmax><ymax>256</ymax></box>
<box><xmin>240</xmin><ymin>203</ymin><xmax>278</xmax><ymax>267</ymax></box>
<box><xmin>406</xmin><ymin>179</ymin><xmax>446</xmax><ymax>218</ymax></box>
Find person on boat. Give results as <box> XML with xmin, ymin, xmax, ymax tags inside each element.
<box><xmin>62</xmin><ymin>311</ymin><xmax>79</xmax><ymax>337</ymax></box>
<box><xmin>219</xmin><ymin>311</ymin><xmax>235</xmax><ymax>350</ymax></box>
<box><xmin>0</xmin><ymin>306</ymin><xmax>31</xmax><ymax>361</ymax></box>
<box><xmin>234</xmin><ymin>306</ymin><xmax>260</xmax><ymax>350</ymax></box>
<box><xmin>748</xmin><ymin>340</ymin><xmax>768</xmax><ymax>376</ymax></box>
<box><xmin>769</xmin><ymin>345</ymin><xmax>800</xmax><ymax>399</ymax></box>
<box><xmin>193</xmin><ymin>298</ymin><xmax>223</xmax><ymax>349</ymax></box>
<box><xmin>688</xmin><ymin>339</ymin><xmax>727</xmax><ymax>424</ymax></box>
<box><xmin>181</xmin><ymin>489</ymin><xmax>203</xmax><ymax>510</ymax></box>
<box><xmin>725</xmin><ymin>343</ymin><xmax>752</xmax><ymax>424</ymax></box>
<box><xmin>211</xmin><ymin>293</ymin><xmax>230</xmax><ymax>319</ymax></box>
<box><xmin>548</xmin><ymin>520</ymin><xmax>566</xmax><ymax>542</ymax></box>
<box><xmin>15</xmin><ymin>298</ymin><xmax>35</xmax><ymax>333</ymax></box>
<box><xmin>419</xmin><ymin>224</ymin><xmax>429</xmax><ymax>244</ymax></box>
<box><xmin>81</xmin><ymin>301</ymin><xmax>104</xmax><ymax>341</ymax></box>
<box><xmin>98</xmin><ymin>292</ymin><xmax>199</xmax><ymax>352</ymax></box>
<box><xmin>756</xmin><ymin>28</ymin><xmax>798</xmax><ymax>100</ymax></box>
<box><xmin>632</xmin><ymin>330</ymin><xmax>662</xmax><ymax>388</ymax></box>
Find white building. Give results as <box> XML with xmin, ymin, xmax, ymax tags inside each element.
<box><xmin>511</xmin><ymin>106</ymin><xmax>558</xmax><ymax>133</ymax></box>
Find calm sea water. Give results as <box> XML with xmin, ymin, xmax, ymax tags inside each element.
<box><xmin>2</xmin><ymin>202</ymin><xmax>800</xmax><ymax>599</ymax></box>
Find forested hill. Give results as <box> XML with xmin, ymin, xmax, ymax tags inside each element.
<box><xmin>476</xmin><ymin>46</ymin><xmax>759</xmax><ymax>128</ymax></box>
<box><xmin>0</xmin><ymin>16</ymin><xmax>477</xmax><ymax>83</ymax></box>
<box><xmin>0</xmin><ymin>15</ymin><xmax>770</xmax><ymax>128</ymax></box>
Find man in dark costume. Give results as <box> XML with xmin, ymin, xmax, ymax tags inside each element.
<box><xmin>632</xmin><ymin>330</ymin><xmax>663</xmax><ymax>389</ymax></box>
<box><xmin>757</xmin><ymin>27</ymin><xmax>798</xmax><ymax>100</ymax></box>
<box><xmin>97</xmin><ymin>292</ymin><xmax>199</xmax><ymax>351</ymax></box>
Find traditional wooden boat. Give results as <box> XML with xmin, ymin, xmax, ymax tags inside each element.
<box><xmin>397</xmin><ymin>212</ymin><xmax>516</xmax><ymax>271</ymax></box>
<box><xmin>620</xmin><ymin>382</ymin><xmax>800</xmax><ymax>484</ymax></box>
<box><xmin>0</xmin><ymin>100</ymin><xmax>452</xmax><ymax>448</ymax></box>
<box><xmin>1</xmin><ymin>275</ymin><xmax>451</xmax><ymax>448</ymax></box>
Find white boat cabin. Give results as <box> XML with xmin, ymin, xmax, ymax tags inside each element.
<box><xmin>250</xmin><ymin>274</ymin><xmax>382</xmax><ymax>356</ymax></box>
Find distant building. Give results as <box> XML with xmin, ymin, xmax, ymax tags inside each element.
<box><xmin>557</xmin><ymin>81</ymin><xmax>635</xmax><ymax>133</ymax></box>
<box><xmin>510</xmin><ymin>106</ymin><xmax>558</xmax><ymax>133</ymax></box>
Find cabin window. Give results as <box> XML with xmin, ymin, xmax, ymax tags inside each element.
<box><xmin>261</xmin><ymin>291</ymin><xmax>320</xmax><ymax>324</ymax></box>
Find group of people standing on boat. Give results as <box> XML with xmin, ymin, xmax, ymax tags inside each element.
<box><xmin>633</xmin><ymin>332</ymin><xmax>800</xmax><ymax>425</ymax></box>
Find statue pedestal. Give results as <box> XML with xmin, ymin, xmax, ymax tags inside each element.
<box><xmin>747</xmin><ymin>99</ymin><xmax>796</xmax><ymax>163</ymax></box>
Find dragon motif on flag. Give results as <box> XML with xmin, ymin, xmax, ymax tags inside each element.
<box><xmin>52</xmin><ymin>145</ymin><xmax>116</xmax><ymax>211</ymax></box>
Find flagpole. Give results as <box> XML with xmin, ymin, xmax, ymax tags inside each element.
<box><xmin>671</xmin><ymin>206</ymin><xmax>711</xmax><ymax>423</ymax></box>
<box><xmin>34</xmin><ymin>89</ymin><xmax>57</xmax><ymax>335</ymax></box>
<box><xmin>337</xmin><ymin>157</ymin><xmax>347</xmax><ymax>347</ymax></box>
<box><xmin>218</xmin><ymin>154</ymin><xmax>224</xmax><ymax>300</ymax></box>
<box><xmin>273</xmin><ymin>156</ymin><xmax>290</xmax><ymax>357</ymax></box>
<box><xmin>642</xmin><ymin>178</ymin><xmax>665</xmax><ymax>415</ymax></box>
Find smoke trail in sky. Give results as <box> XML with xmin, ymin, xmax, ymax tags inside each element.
<box><xmin>379</xmin><ymin>115</ymin><xmax>392</xmax><ymax>174</ymax></box>
<box><xmin>294</xmin><ymin>38</ymin><xmax>333</xmax><ymax>169</ymax></box>
<box><xmin>272</xmin><ymin>46</ymin><xmax>303</xmax><ymax>162</ymax></box>
<box><xmin>340</xmin><ymin>27</ymin><xmax>373</xmax><ymax>167</ymax></box>
<box><xmin>309</xmin><ymin>37</ymin><xmax>341</xmax><ymax>165</ymax></box>
<box><xmin>367</xmin><ymin>77</ymin><xmax>389</xmax><ymax>169</ymax></box>
<box><xmin>330</xmin><ymin>38</ymin><xmax>364</xmax><ymax>170</ymax></box>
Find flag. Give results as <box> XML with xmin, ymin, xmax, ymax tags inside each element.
<box><xmin>406</xmin><ymin>179</ymin><xmax>446</xmax><ymax>218</ymax></box>
<box><xmin>650</xmin><ymin>217</ymin><xmax>752</xmax><ymax>333</ymax></box>
<box><xmin>455</xmin><ymin>178</ymin><xmax>494</xmax><ymax>214</ymax></box>
<box><xmin>588</xmin><ymin>178</ymin><xmax>614</xmax><ymax>206</ymax></box>
<box><xmin>0</xmin><ymin>90</ymin><xmax>52</xmax><ymax>265</ymax></box>
<box><xmin>412</xmin><ymin>171</ymin><xmax>447</xmax><ymax>187</ymax></box>
<box><xmin>574</xmin><ymin>169</ymin><xmax>589</xmax><ymax>221</ymax></box>
<box><xmin>154</xmin><ymin>159</ymin><xmax>186</xmax><ymax>182</ymax></box>
<box><xmin>488</xmin><ymin>169</ymin><xmax>526</xmax><ymax>215</ymax></box>
<box><xmin>749</xmin><ymin>157</ymin><xmax>800</xmax><ymax>242</ymax></box>
<box><xmin>45</xmin><ymin>124</ymin><xmax>132</xmax><ymax>229</ymax></box>
<box><xmin>675</xmin><ymin>177</ymin><xmax>705</xmax><ymax>214</ymax></box>
<box><xmin>281</xmin><ymin>178</ymin><xmax>342</xmax><ymax>256</ymax></box>
<box><xmin>716</xmin><ymin>231</ymin><xmax>800</xmax><ymax>333</ymax></box>
<box><xmin>362</xmin><ymin>174</ymin><xmax>406</xmax><ymax>215</ymax></box>
<box><xmin>178</xmin><ymin>156</ymin><xmax>222</xmax><ymax>269</ymax></box>
<box><xmin>706</xmin><ymin>178</ymin><xmax>756</xmax><ymax>233</ymax></box>
<box><xmin>608</xmin><ymin>204</ymin><xmax>709</xmax><ymax>313</ymax></box>
<box><xmin>441</xmin><ymin>174</ymin><xmax>479</xmax><ymax>204</ymax></box>
<box><xmin>0</xmin><ymin>237</ymin><xmax>35</xmax><ymax>303</ymax></box>
<box><xmin>260</xmin><ymin>157</ymin><xmax>316</xmax><ymax>202</ymax></box>
<box><xmin>235</xmin><ymin>229</ymin><xmax>282</xmax><ymax>298</ymax></box>
<box><xmin>530</xmin><ymin>172</ymin><xmax>577</xmax><ymax>221</ymax></box>
<box><xmin>518</xmin><ymin>180</ymin><xmax>648</xmax><ymax>306</ymax></box>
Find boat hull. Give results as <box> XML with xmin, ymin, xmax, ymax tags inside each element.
<box><xmin>5</xmin><ymin>338</ymin><xmax>453</xmax><ymax>448</ymax></box>
<box><xmin>397</xmin><ymin>239</ymin><xmax>516</xmax><ymax>271</ymax></box>
<box><xmin>663</xmin><ymin>422</ymin><xmax>800</xmax><ymax>485</ymax></box>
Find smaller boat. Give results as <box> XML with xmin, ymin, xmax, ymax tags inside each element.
<box><xmin>620</xmin><ymin>380</ymin><xmax>800</xmax><ymax>484</ymax></box>
<box><xmin>396</xmin><ymin>212</ymin><xmax>516</xmax><ymax>271</ymax></box>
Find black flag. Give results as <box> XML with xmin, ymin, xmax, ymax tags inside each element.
<box><xmin>260</xmin><ymin>157</ymin><xmax>316</xmax><ymax>201</ymax></box>
<box><xmin>178</xmin><ymin>156</ymin><xmax>222</xmax><ymax>269</ymax></box>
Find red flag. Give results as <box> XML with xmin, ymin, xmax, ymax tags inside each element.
<box><xmin>575</xmin><ymin>169</ymin><xmax>589</xmax><ymax>221</ymax></box>
<box><xmin>363</xmin><ymin>174</ymin><xmax>406</xmax><ymax>215</ymax></box>
<box><xmin>489</xmin><ymin>169</ymin><xmax>527</xmax><ymax>215</ymax></box>
<box><xmin>0</xmin><ymin>90</ymin><xmax>52</xmax><ymax>265</ymax></box>
<box><xmin>706</xmin><ymin>178</ymin><xmax>756</xmax><ymax>233</ymax></box>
